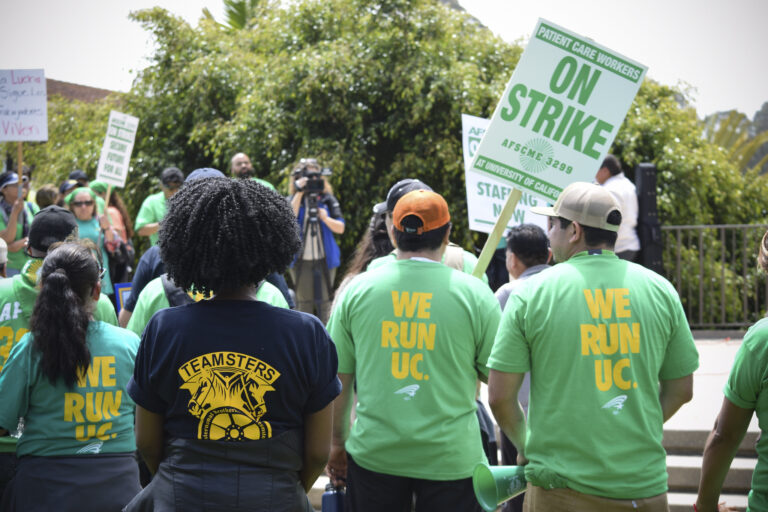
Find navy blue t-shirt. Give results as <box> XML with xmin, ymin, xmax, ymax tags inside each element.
<box><xmin>127</xmin><ymin>300</ymin><xmax>341</xmax><ymax>441</ymax></box>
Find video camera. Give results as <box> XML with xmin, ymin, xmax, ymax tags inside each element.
<box><xmin>293</xmin><ymin>158</ymin><xmax>332</xmax><ymax>194</ymax></box>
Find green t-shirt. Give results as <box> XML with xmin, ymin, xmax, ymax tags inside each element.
<box><xmin>251</xmin><ymin>177</ymin><xmax>276</xmax><ymax>191</ymax></box>
<box><xmin>0</xmin><ymin>321</ymin><xmax>139</xmax><ymax>457</ymax></box>
<box><xmin>367</xmin><ymin>245</ymin><xmax>489</xmax><ymax>284</ymax></box>
<box><xmin>0</xmin><ymin>259</ymin><xmax>117</xmax><ymax>453</ymax></box>
<box><xmin>126</xmin><ymin>276</ymin><xmax>289</xmax><ymax>336</ymax></box>
<box><xmin>724</xmin><ymin>317</ymin><xmax>768</xmax><ymax>510</ymax></box>
<box><xmin>327</xmin><ymin>258</ymin><xmax>500</xmax><ymax>480</ymax></box>
<box><xmin>134</xmin><ymin>191</ymin><xmax>167</xmax><ymax>246</ymax></box>
<box><xmin>76</xmin><ymin>217</ymin><xmax>113</xmax><ymax>295</ymax></box>
<box><xmin>488</xmin><ymin>251</ymin><xmax>699</xmax><ymax>499</ymax></box>
<box><xmin>0</xmin><ymin>210</ymin><xmax>31</xmax><ymax>271</ymax></box>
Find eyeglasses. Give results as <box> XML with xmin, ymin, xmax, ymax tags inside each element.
<box><xmin>71</xmin><ymin>201</ymin><xmax>94</xmax><ymax>207</ymax></box>
<box><xmin>98</xmin><ymin>267</ymin><xmax>106</xmax><ymax>280</ymax></box>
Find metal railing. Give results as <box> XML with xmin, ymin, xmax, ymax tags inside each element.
<box><xmin>662</xmin><ymin>224</ymin><xmax>768</xmax><ymax>329</ymax></box>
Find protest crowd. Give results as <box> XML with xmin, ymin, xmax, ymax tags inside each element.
<box><xmin>0</xmin><ymin>148</ymin><xmax>762</xmax><ymax>512</ymax></box>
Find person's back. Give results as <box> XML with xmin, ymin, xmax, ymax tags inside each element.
<box><xmin>0</xmin><ymin>242</ymin><xmax>140</xmax><ymax>512</ymax></box>
<box><xmin>331</xmin><ymin>259</ymin><xmax>498</xmax><ymax>475</ymax></box>
<box><xmin>327</xmin><ymin>190</ymin><xmax>500</xmax><ymax>511</ymax></box>
<box><xmin>489</xmin><ymin>182</ymin><xmax>697</xmax><ymax>508</ymax></box>
<box><xmin>498</xmin><ymin>254</ymin><xmax>694</xmax><ymax>496</ymax></box>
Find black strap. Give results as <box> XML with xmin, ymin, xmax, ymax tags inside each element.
<box><xmin>161</xmin><ymin>273</ymin><xmax>194</xmax><ymax>307</ymax></box>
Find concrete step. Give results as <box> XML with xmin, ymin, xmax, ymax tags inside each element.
<box><xmin>669</xmin><ymin>492</ymin><xmax>747</xmax><ymax>512</ymax></box>
<box><xmin>667</xmin><ymin>455</ymin><xmax>754</xmax><ymax>493</ymax></box>
<box><xmin>664</xmin><ymin>429</ymin><xmax>759</xmax><ymax>457</ymax></box>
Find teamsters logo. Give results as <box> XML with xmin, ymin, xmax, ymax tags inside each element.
<box><xmin>179</xmin><ymin>351</ymin><xmax>280</xmax><ymax>441</ymax></box>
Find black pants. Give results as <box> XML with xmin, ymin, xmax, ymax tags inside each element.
<box><xmin>345</xmin><ymin>455</ymin><xmax>481</xmax><ymax>512</ymax></box>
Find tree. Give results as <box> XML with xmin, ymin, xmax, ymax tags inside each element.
<box><xmin>125</xmin><ymin>0</ymin><xmax>521</xmax><ymax>261</ymax></box>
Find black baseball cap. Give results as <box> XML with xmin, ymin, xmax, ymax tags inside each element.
<box><xmin>68</xmin><ymin>170</ymin><xmax>89</xmax><ymax>182</ymax></box>
<box><xmin>161</xmin><ymin>167</ymin><xmax>184</xmax><ymax>187</ymax></box>
<box><xmin>373</xmin><ymin>178</ymin><xmax>433</xmax><ymax>214</ymax></box>
<box><xmin>28</xmin><ymin>206</ymin><xmax>79</xmax><ymax>253</ymax></box>
<box><xmin>185</xmin><ymin>168</ymin><xmax>226</xmax><ymax>183</ymax></box>
<box><xmin>59</xmin><ymin>179</ymin><xmax>78</xmax><ymax>195</ymax></box>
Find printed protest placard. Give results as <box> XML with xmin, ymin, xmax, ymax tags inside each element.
<box><xmin>470</xmin><ymin>19</ymin><xmax>647</xmax><ymax>201</ymax></box>
<box><xmin>0</xmin><ymin>69</ymin><xmax>47</xmax><ymax>141</ymax></box>
<box><xmin>462</xmin><ymin>114</ymin><xmax>547</xmax><ymax>234</ymax></box>
<box><xmin>96</xmin><ymin>111</ymin><xmax>139</xmax><ymax>188</ymax></box>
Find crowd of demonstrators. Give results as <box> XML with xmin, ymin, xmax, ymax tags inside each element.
<box><xmin>289</xmin><ymin>158</ymin><xmax>345</xmax><ymax>323</ymax></box>
<box><xmin>0</xmin><ymin>242</ymin><xmax>140</xmax><ymax>511</ymax></box>
<box><xmin>3</xmin><ymin>152</ymin><xmax>765</xmax><ymax>511</ymax></box>
<box><xmin>125</xmin><ymin>177</ymin><xmax>340</xmax><ymax>510</ymax></box>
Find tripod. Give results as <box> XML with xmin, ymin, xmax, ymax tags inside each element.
<box><xmin>293</xmin><ymin>193</ymin><xmax>334</xmax><ymax>322</ymax></box>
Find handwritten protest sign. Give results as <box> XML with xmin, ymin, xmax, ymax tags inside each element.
<box><xmin>470</xmin><ymin>19</ymin><xmax>647</xmax><ymax>201</ymax></box>
<box><xmin>0</xmin><ymin>69</ymin><xmax>47</xmax><ymax>141</ymax></box>
<box><xmin>96</xmin><ymin>111</ymin><xmax>139</xmax><ymax>188</ymax></box>
<box><xmin>462</xmin><ymin>114</ymin><xmax>547</xmax><ymax>234</ymax></box>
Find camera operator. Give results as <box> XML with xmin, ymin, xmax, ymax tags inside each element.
<box><xmin>289</xmin><ymin>158</ymin><xmax>344</xmax><ymax>323</ymax></box>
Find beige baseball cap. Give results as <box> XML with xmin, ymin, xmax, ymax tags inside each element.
<box><xmin>531</xmin><ymin>182</ymin><xmax>621</xmax><ymax>232</ymax></box>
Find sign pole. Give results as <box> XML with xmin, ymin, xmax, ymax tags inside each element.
<box><xmin>16</xmin><ymin>142</ymin><xmax>23</xmax><ymax>184</ymax></box>
<box><xmin>105</xmin><ymin>184</ymin><xmax>112</xmax><ymax>210</ymax></box>
<box><xmin>472</xmin><ymin>188</ymin><xmax>522</xmax><ymax>279</ymax></box>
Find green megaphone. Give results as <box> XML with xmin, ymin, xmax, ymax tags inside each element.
<box><xmin>472</xmin><ymin>463</ymin><xmax>527</xmax><ymax>512</ymax></box>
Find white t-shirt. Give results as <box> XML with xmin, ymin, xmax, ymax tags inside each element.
<box><xmin>602</xmin><ymin>172</ymin><xmax>640</xmax><ymax>252</ymax></box>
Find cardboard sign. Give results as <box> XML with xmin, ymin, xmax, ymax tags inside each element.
<box><xmin>462</xmin><ymin>114</ymin><xmax>547</xmax><ymax>234</ymax></box>
<box><xmin>96</xmin><ymin>110</ymin><xmax>139</xmax><ymax>188</ymax></box>
<box><xmin>0</xmin><ymin>69</ymin><xmax>48</xmax><ymax>141</ymax></box>
<box><xmin>470</xmin><ymin>19</ymin><xmax>647</xmax><ymax>201</ymax></box>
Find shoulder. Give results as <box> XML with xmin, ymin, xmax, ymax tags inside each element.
<box><xmin>90</xmin><ymin>322</ymin><xmax>140</xmax><ymax>352</ymax></box>
<box><xmin>367</xmin><ymin>253</ymin><xmax>396</xmax><ymax>270</ymax></box>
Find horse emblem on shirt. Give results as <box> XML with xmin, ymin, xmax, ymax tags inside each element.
<box><xmin>178</xmin><ymin>352</ymin><xmax>281</xmax><ymax>441</ymax></box>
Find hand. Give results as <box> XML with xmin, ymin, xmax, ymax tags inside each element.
<box><xmin>516</xmin><ymin>452</ymin><xmax>529</xmax><ymax>466</ymax></box>
<box><xmin>317</xmin><ymin>207</ymin><xmax>329</xmax><ymax>221</ymax></box>
<box><xmin>325</xmin><ymin>443</ymin><xmax>347</xmax><ymax>487</ymax></box>
<box><xmin>295</xmin><ymin>177</ymin><xmax>308</xmax><ymax>191</ymax></box>
<box><xmin>10</xmin><ymin>198</ymin><xmax>24</xmax><ymax>216</ymax></box>
<box><xmin>98</xmin><ymin>214</ymin><xmax>111</xmax><ymax>230</ymax></box>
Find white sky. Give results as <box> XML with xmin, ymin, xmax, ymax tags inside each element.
<box><xmin>1</xmin><ymin>0</ymin><xmax>766</xmax><ymax>118</ymax></box>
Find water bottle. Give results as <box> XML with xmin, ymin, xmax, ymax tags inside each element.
<box><xmin>321</xmin><ymin>483</ymin><xmax>344</xmax><ymax>512</ymax></box>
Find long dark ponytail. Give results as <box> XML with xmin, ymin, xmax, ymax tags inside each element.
<box><xmin>30</xmin><ymin>242</ymin><xmax>101</xmax><ymax>387</ymax></box>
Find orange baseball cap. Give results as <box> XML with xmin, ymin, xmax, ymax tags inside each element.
<box><xmin>393</xmin><ymin>190</ymin><xmax>450</xmax><ymax>235</ymax></box>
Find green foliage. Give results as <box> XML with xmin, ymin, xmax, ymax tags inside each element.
<box><xmin>124</xmin><ymin>0</ymin><xmax>521</xmax><ymax>262</ymax></box>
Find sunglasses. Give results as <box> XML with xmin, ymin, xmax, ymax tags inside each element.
<box><xmin>71</xmin><ymin>200</ymin><xmax>94</xmax><ymax>207</ymax></box>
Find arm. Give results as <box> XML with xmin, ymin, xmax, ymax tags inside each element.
<box><xmin>488</xmin><ymin>369</ymin><xmax>527</xmax><ymax>461</ymax></box>
<box><xmin>326</xmin><ymin>372</ymin><xmax>355</xmax><ymax>486</ymax></box>
<box><xmin>696</xmin><ymin>397</ymin><xmax>753</xmax><ymax>512</ymax></box>
<box><xmin>0</xmin><ymin>199</ymin><xmax>24</xmax><ymax>244</ymax></box>
<box><xmin>136</xmin><ymin>223</ymin><xmax>160</xmax><ymax>238</ymax></box>
<box><xmin>135</xmin><ymin>405</ymin><xmax>165</xmax><ymax>474</ymax></box>
<box><xmin>318</xmin><ymin>208</ymin><xmax>345</xmax><ymax>235</ymax></box>
<box><xmin>659</xmin><ymin>373</ymin><xmax>694</xmax><ymax>422</ymax></box>
<box><xmin>301</xmin><ymin>401</ymin><xmax>334</xmax><ymax>493</ymax></box>
<box><xmin>118</xmin><ymin>308</ymin><xmax>133</xmax><ymax>328</ymax></box>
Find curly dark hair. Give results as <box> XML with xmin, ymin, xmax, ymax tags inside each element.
<box><xmin>30</xmin><ymin>242</ymin><xmax>100</xmax><ymax>388</ymax></box>
<box><xmin>159</xmin><ymin>178</ymin><xmax>301</xmax><ymax>295</ymax></box>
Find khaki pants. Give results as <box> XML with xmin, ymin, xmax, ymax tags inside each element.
<box><xmin>523</xmin><ymin>485</ymin><xmax>669</xmax><ymax>512</ymax></box>
<box><xmin>291</xmin><ymin>260</ymin><xmax>335</xmax><ymax>323</ymax></box>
